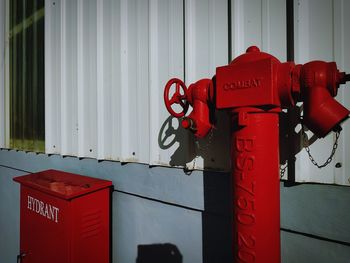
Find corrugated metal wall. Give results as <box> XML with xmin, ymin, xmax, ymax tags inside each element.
<box><xmin>45</xmin><ymin>0</ymin><xmax>286</xmax><ymax>171</ymax></box>
<box><xmin>293</xmin><ymin>0</ymin><xmax>350</xmax><ymax>185</ymax></box>
<box><xmin>46</xmin><ymin>0</ymin><xmax>187</xmax><ymax>165</ymax></box>
<box><xmin>0</xmin><ymin>0</ymin><xmax>346</xmax><ymax>184</ymax></box>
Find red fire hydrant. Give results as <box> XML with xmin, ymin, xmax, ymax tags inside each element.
<box><xmin>164</xmin><ymin>46</ymin><xmax>350</xmax><ymax>263</ymax></box>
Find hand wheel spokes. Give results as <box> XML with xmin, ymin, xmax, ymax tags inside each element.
<box><xmin>164</xmin><ymin>78</ymin><xmax>189</xmax><ymax>118</ymax></box>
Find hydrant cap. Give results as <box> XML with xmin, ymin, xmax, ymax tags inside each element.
<box><xmin>246</xmin><ymin>46</ymin><xmax>260</xmax><ymax>53</ymax></box>
<box><xmin>230</xmin><ymin>46</ymin><xmax>280</xmax><ymax>65</ymax></box>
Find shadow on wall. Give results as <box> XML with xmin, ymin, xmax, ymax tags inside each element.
<box><xmin>136</xmin><ymin>243</ymin><xmax>182</xmax><ymax>263</ymax></box>
<box><xmin>158</xmin><ymin>112</ymin><xmax>230</xmax><ymax>171</ymax></box>
<box><xmin>202</xmin><ymin>170</ymin><xmax>233</xmax><ymax>262</ymax></box>
<box><xmin>279</xmin><ymin>105</ymin><xmax>318</xmax><ymax>182</ymax></box>
<box><xmin>159</xmin><ymin>105</ymin><xmax>318</xmax><ymax>177</ymax></box>
<box><xmin>158</xmin><ymin>116</ymin><xmax>196</xmax><ymax>167</ymax></box>
<box><xmin>281</xmin><ymin>106</ymin><xmax>316</xmax><ymax>163</ymax></box>
<box><xmin>158</xmin><ymin>112</ymin><xmax>233</xmax><ymax>262</ymax></box>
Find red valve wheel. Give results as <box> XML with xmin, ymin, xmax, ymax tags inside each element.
<box><xmin>164</xmin><ymin>78</ymin><xmax>189</xmax><ymax>118</ymax></box>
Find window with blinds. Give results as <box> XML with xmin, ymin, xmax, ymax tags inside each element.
<box><xmin>9</xmin><ymin>0</ymin><xmax>45</xmax><ymax>152</ymax></box>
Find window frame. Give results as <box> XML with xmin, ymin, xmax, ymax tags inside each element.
<box><xmin>3</xmin><ymin>0</ymin><xmax>45</xmax><ymax>151</ymax></box>
<box><xmin>3</xmin><ymin>0</ymin><xmax>10</xmax><ymax>149</ymax></box>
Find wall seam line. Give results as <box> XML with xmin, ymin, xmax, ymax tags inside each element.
<box><xmin>281</xmin><ymin>227</ymin><xmax>350</xmax><ymax>247</ymax></box>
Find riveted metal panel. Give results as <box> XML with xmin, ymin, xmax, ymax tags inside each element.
<box><xmin>119</xmin><ymin>0</ymin><xmax>150</xmax><ymax>163</ymax></box>
<box><xmin>95</xmin><ymin>0</ymin><xmax>122</xmax><ymax>161</ymax></box>
<box><xmin>45</xmin><ymin>0</ymin><xmax>62</xmax><ymax>154</ymax></box>
<box><xmin>61</xmin><ymin>0</ymin><xmax>78</xmax><ymax>156</ymax></box>
<box><xmin>77</xmin><ymin>0</ymin><xmax>98</xmax><ymax>158</ymax></box>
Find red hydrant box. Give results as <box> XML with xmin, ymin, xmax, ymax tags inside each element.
<box><xmin>13</xmin><ymin>169</ymin><xmax>112</xmax><ymax>263</ymax></box>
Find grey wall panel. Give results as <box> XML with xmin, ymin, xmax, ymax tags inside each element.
<box><xmin>0</xmin><ymin>150</ymin><xmax>232</xmax><ymax>215</ymax></box>
<box><xmin>281</xmin><ymin>230</ymin><xmax>350</xmax><ymax>263</ymax></box>
<box><xmin>0</xmin><ymin>163</ymin><xmax>232</xmax><ymax>263</ymax></box>
<box><xmin>0</xmin><ymin>149</ymin><xmax>206</xmax><ymax>211</ymax></box>
<box><xmin>281</xmin><ymin>183</ymin><xmax>350</xmax><ymax>244</ymax></box>
<box><xmin>0</xmin><ymin>166</ymin><xmax>23</xmax><ymax>263</ymax></box>
<box><xmin>0</xmin><ymin>164</ymin><xmax>204</xmax><ymax>263</ymax></box>
<box><xmin>1</xmin><ymin>151</ymin><xmax>350</xmax><ymax>262</ymax></box>
<box><xmin>2</xmin><ymin>150</ymin><xmax>350</xmax><ymax>245</ymax></box>
<box><xmin>114</xmin><ymin>192</ymin><xmax>202</xmax><ymax>263</ymax></box>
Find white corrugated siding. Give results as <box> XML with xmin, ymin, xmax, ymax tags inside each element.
<box><xmin>3</xmin><ymin>0</ymin><xmax>350</xmax><ymax>184</ymax></box>
<box><xmin>45</xmin><ymin>0</ymin><xmax>188</xmax><ymax>164</ymax></box>
<box><xmin>0</xmin><ymin>0</ymin><xmax>346</xmax><ymax>183</ymax></box>
<box><xmin>231</xmin><ymin>0</ymin><xmax>286</xmax><ymax>60</ymax></box>
<box><xmin>45</xmin><ymin>0</ymin><xmax>287</xmax><ymax>171</ymax></box>
<box><xmin>294</xmin><ymin>0</ymin><xmax>350</xmax><ymax>185</ymax></box>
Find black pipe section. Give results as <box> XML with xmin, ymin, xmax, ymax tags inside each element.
<box><xmin>345</xmin><ymin>74</ymin><xmax>350</xmax><ymax>82</ymax></box>
<box><xmin>286</xmin><ymin>0</ymin><xmax>294</xmax><ymax>61</ymax></box>
<box><xmin>286</xmin><ymin>0</ymin><xmax>296</xmax><ymax>182</ymax></box>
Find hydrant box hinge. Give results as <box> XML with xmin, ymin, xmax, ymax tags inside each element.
<box><xmin>13</xmin><ymin>169</ymin><xmax>112</xmax><ymax>263</ymax></box>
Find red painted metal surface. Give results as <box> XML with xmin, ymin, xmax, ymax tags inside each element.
<box><xmin>164</xmin><ymin>46</ymin><xmax>350</xmax><ymax>263</ymax></box>
<box><xmin>164</xmin><ymin>78</ymin><xmax>189</xmax><ymax>118</ymax></box>
<box><xmin>14</xmin><ymin>170</ymin><xmax>112</xmax><ymax>263</ymax></box>
<box><xmin>164</xmin><ymin>78</ymin><xmax>214</xmax><ymax>138</ymax></box>
<box><xmin>232</xmin><ymin>108</ymin><xmax>280</xmax><ymax>263</ymax></box>
<box><xmin>184</xmin><ymin>79</ymin><xmax>214</xmax><ymax>138</ymax></box>
<box><xmin>300</xmin><ymin>61</ymin><xmax>349</xmax><ymax>137</ymax></box>
<box><xmin>216</xmin><ymin>46</ymin><xmax>297</xmax><ymax>109</ymax></box>
<box><xmin>216</xmin><ymin>46</ymin><xmax>349</xmax><ymax>137</ymax></box>
<box><xmin>14</xmin><ymin>169</ymin><xmax>112</xmax><ymax>200</ymax></box>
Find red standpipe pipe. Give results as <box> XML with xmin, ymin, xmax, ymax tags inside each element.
<box><xmin>232</xmin><ymin>107</ymin><xmax>280</xmax><ymax>263</ymax></box>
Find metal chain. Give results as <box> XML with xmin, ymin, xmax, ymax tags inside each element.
<box><xmin>280</xmin><ymin>163</ymin><xmax>288</xmax><ymax>179</ymax></box>
<box><xmin>280</xmin><ymin>121</ymin><xmax>341</xmax><ymax>178</ymax></box>
<box><xmin>301</xmin><ymin>122</ymin><xmax>340</xmax><ymax>169</ymax></box>
<box><xmin>187</xmin><ymin>122</ymin><xmax>340</xmax><ymax>173</ymax></box>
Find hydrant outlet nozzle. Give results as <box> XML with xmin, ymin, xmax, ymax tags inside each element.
<box><xmin>338</xmin><ymin>72</ymin><xmax>350</xmax><ymax>84</ymax></box>
<box><xmin>344</xmin><ymin>73</ymin><xmax>350</xmax><ymax>83</ymax></box>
